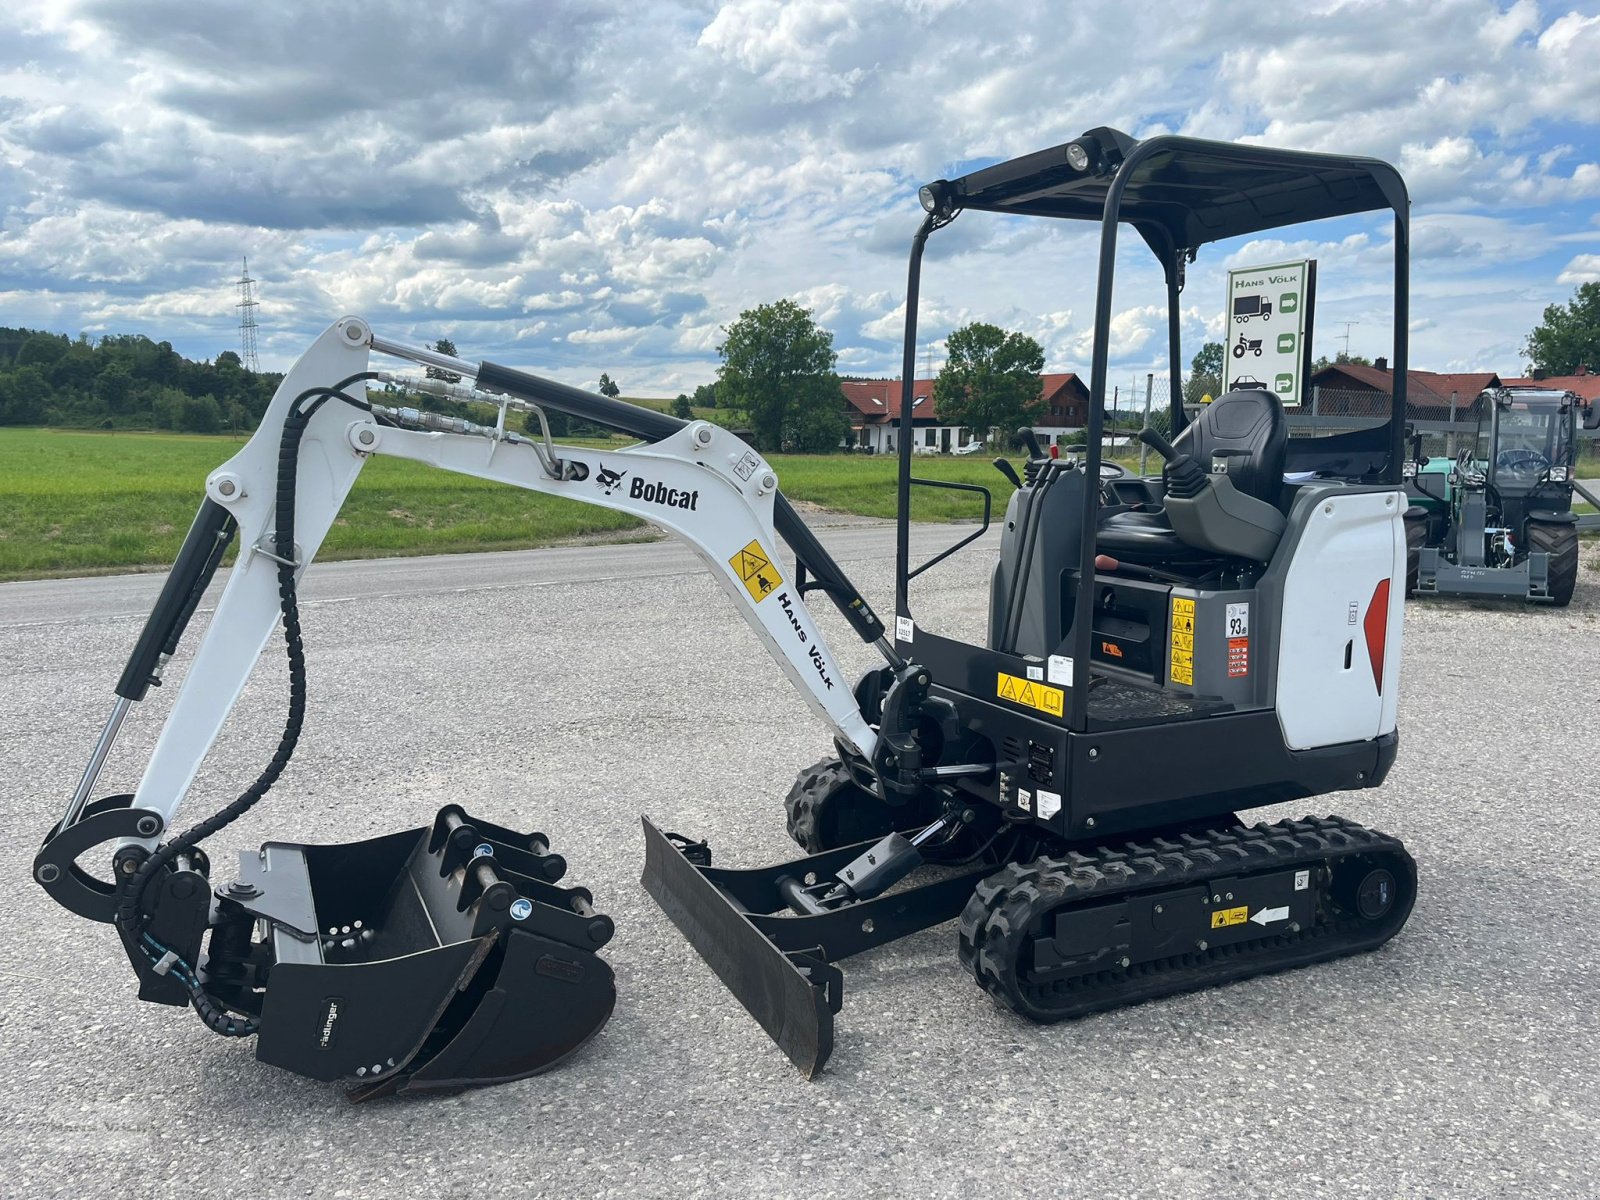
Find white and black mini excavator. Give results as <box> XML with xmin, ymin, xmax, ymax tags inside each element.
<box><xmin>36</xmin><ymin>127</ymin><xmax>1418</xmax><ymax>1094</ymax></box>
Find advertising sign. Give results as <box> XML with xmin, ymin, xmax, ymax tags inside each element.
<box><xmin>1222</xmin><ymin>259</ymin><xmax>1316</xmax><ymax>405</ymax></box>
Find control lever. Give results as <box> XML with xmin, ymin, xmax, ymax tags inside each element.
<box><xmin>1136</xmin><ymin>425</ymin><xmax>1179</xmax><ymax>463</ymax></box>
<box><xmin>1137</xmin><ymin>426</ymin><xmax>1208</xmax><ymax>500</ymax></box>
<box><xmin>992</xmin><ymin>457</ymin><xmax>1023</xmax><ymax>488</ymax></box>
<box><xmin>1018</xmin><ymin>428</ymin><xmax>1044</xmax><ymax>459</ymax></box>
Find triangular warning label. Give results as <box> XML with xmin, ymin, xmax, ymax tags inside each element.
<box><xmin>737</xmin><ymin>548</ymin><xmax>770</xmax><ymax>580</ymax></box>
<box><xmin>728</xmin><ymin>539</ymin><xmax>783</xmax><ymax>604</ymax></box>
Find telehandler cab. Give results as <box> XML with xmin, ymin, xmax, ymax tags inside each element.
<box><xmin>1405</xmin><ymin>386</ymin><xmax>1598</xmax><ymax>604</ymax></box>
<box><xmin>36</xmin><ymin>126</ymin><xmax>1417</xmax><ymax>1094</ymax></box>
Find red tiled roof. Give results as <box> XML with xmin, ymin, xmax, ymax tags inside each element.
<box><xmin>840</xmin><ymin>378</ymin><xmax>936</xmax><ymax>422</ymax></box>
<box><xmin>1501</xmin><ymin>374</ymin><xmax>1600</xmax><ymax>403</ymax></box>
<box><xmin>841</xmin><ymin>373</ymin><xmax>1087</xmax><ymax>424</ymax></box>
<box><xmin>1312</xmin><ymin>364</ymin><xmax>1502</xmax><ymax>403</ymax></box>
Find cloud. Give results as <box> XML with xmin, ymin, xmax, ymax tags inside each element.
<box><xmin>1557</xmin><ymin>254</ymin><xmax>1600</xmax><ymax>285</ymax></box>
<box><xmin>0</xmin><ymin>0</ymin><xmax>1594</xmax><ymax>393</ymax></box>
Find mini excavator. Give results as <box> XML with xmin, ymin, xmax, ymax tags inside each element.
<box><xmin>36</xmin><ymin>127</ymin><xmax>1418</xmax><ymax>1093</ymax></box>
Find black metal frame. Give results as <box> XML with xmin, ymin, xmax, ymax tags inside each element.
<box><xmin>894</xmin><ymin>127</ymin><xmax>1411</xmax><ymax>731</ymax></box>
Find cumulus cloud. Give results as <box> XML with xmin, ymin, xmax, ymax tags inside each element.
<box><xmin>0</xmin><ymin>0</ymin><xmax>1595</xmax><ymax>389</ymax></box>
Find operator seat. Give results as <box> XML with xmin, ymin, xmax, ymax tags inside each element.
<box><xmin>1097</xmin><ymin>388</ymin><xmax>1288</xmax><ymax>564</ymax></box>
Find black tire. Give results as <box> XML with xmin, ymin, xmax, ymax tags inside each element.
<box><xmin>784</xmin><ymin>758</ymin><xmax>905</xmax><ymax>853</ymax></box>
<box><xmin>1527</xmin><ymin>520</ymin><xmax>1578</xmax><ymax>606</ymax></box>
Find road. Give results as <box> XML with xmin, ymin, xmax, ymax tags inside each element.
<box><xmin>2</xmin><ymin>525</ymin><xmax>1596</xmax><ymax>1199</ymax></box>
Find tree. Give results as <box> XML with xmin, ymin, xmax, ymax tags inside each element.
<box><xmin>716</xmin><ymin>299</ymin><xmax>846</xmax><ymax>452</ymax></box>
<box><xmin>931</xmin><ymin>322</ymin><xmax>1045</xmax><ymax>443</ymax></box>
<box><xmin>692</xmin><ymin>382</ymin><xmax>717</xmax><ymax>409</ymax></box>
<box><xmin>1524</xmin><ymin>282</ymin><xmax>1600</xmax><ymax>375</ymax></box>
<box><xmin>671</xmin><ymin>393</ymin><xmax>693</xmax><ymax>419</ymax></box>
<box><xmin>1183</xmin><ymin>341</ymin><xmax>1224</xmax><ymax>405</ymax></box>
<box><xmin>426</xmin><ymin>337</ymin><xmax>460</xmax><ymax>384</ymax></box>
<box><xmin>598</xmin><ymin>372</ymin><xmax>620</xmax><ymax>397</ymax></box>
<box><xmin>1309</xmin><ymin>350</ymin><xmax>1373</xmax><ymax>375</ymax></box>
<box><xmin>0</xmin><ymin>367</ymin><xmax>48</xmax><ymax>425</ymax></box>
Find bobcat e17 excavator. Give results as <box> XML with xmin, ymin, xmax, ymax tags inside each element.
<box><xmin>36</xmin><ymin>127</ymin><xmax>1418</xmax><ymax>1095</ymax></box>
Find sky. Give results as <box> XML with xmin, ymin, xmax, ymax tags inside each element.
<box><xmin>1</xmin><ymin>0</ymin><xmax>1598</xmax><ymax>396</ymax></box>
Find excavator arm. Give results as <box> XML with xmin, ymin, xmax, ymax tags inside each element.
<box><xmin>32</xmin><ymin>317</ymin><xmax>902</xmax><ymax>1097</ymax></box>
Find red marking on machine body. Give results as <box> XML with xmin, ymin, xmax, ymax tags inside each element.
<box><xmin>1362</xmin><ymin>579</ymin><xmax>1391</xmax><ymax>692</ymax></box>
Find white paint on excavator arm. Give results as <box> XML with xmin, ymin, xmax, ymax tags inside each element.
<box><xmin>128</xmin><ymin>317</ymin><xmax>876</xmax><ymax>837</ymax></box>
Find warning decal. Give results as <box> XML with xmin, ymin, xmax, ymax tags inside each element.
<box><xmin>1211</xmin><ymin>905</ymin><xmax>1248</xmax><ymax>929</ymax></box>
<box><xmin>1227</xmin><ymin>637</ymin><xmax>1249</xmax><ymax>678</ymax></box>
<box><xmin>1170</xmin><ymin>596</ymin><xmax>1196</xmax><ymax>686</ymax></box>
<box><xmin>996</xmin><ymin>671</ymin><xmax>1066</xmax><ymax>718</ymax></box>
<box><xmin>728</xmin><ymin>539</ymin><xmax>783</xmax><ymax>603</ymax></box>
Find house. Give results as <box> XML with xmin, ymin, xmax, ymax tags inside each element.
<box><xmin>841</xmin><ymin>372</ymin><xmax>1092</xmax><ymax>453</ymax></box>
<box><xmin>1500</xmin><ymin>364</ymin><xmax>1600</xmax><ymax>405</ymax></box>
<box><xmin>1033</xmin><ymin>373</ymin><xmax>1092</xmax><ymax>445</ymax></box>
<box><xmin>1307</xmin><ymin>357</ymin><xmax>1501</xmax><ymax>419</ymax></box>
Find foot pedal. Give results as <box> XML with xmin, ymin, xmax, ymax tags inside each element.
<box><xmin>217</xmin><ymin>805</ymin><xmax>614</xmax><ymax>1097</ymax></box>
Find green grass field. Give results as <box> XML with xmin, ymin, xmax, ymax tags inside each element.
<box><xmin>0</xmin><ymin>428</ymin><xmax>1016</xmax><ymax>580</ymax></box>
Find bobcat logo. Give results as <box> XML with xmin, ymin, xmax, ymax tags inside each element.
<box><xmin>595</xmin><ymin>466</ymin><xmax>627</xmax><ymax>495</ymax></box>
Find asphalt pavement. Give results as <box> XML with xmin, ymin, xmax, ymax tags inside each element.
<box><xmin>1</xmin><ymin>523</ymin><xmax>1596</xmax><ymax>1199</ymax></box>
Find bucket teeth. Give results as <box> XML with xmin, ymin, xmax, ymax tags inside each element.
<box><xmin>215</xmin><ymin>804</ymin><xmax>614</xmax><ymax>1095</ymax></box>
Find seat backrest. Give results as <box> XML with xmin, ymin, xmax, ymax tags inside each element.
<box><xmin>1172</xmin><ymin>388</ymin><xmax>1288</xmax><ymax>503</ymax></box>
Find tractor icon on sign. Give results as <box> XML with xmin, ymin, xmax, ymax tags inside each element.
<box><xmin>1232</xmin><ymin>332</ymin><xmax>1264</xmax><ymax>358</ymax></box>
<box><xmin>1232</xmin><ymin>294</ymin><xmax>1272</xmax><ymax>323</ymax></box>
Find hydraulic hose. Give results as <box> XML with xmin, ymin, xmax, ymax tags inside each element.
<box><xmin>115</xmin><ymin>374</ymin><xmax>379</xmax><ymax>1038</ymax></box>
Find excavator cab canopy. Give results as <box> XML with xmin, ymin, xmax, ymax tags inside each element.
<box><xmin>922</xmin><ymin>126</ymin><xmax>1408</xmax><ymax>259</ymax></box>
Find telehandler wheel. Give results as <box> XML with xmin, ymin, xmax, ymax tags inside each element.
<box><xmin>784</xmin><ymin>758</ymin><xmax>934</xmax><ymax>853</ymax></box>
<box><xmin>1527</xmin><ymin>521</ymin><xmax>1578</xmax><ymax>606</ymax></box>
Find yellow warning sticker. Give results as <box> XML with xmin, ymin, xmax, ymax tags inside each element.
<box><xmin>728</xmin><ymin>539</ymin><xmax>783</xmax><ymax>603</ymax></box>
<box><xmin>1170</xmin><ymin>595</ymin><xmax>1196</xmax><ymax>686</ymax></box>
<box><xmin>996</xmin><ymin>672</ymin><xmax>1066</xmax><ymax>718</ymax></box>
<box><xmin>1210</xmin><ymin>905</ymin><xmax>1248</xmax><ymax>929</ymax></box>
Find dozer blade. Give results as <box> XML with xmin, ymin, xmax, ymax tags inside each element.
<box><xmin>642</xmin><ymin>816</ymin><xmax>840</xmax><ymax>1076</ymax></box>
<box><xmin>215</xmin><ymin>805</ymin><xmax>615</xmax><ymax>1097</ymax></box>
<box><xmin>641</xmin><ymin>816</ymin><xmax>991</xmax><ymax>1077</ymax></box>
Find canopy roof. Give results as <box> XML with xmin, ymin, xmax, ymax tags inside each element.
<box><xmin>941</xmin><ymin>127</ymin><xmax>1408</xmax><ymax>258</ymax></box>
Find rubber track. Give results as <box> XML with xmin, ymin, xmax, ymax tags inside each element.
<box><xmin>957</xmin><ymin>815</ymin><xmax>1415</xmax><ymax>1023</ymax></box>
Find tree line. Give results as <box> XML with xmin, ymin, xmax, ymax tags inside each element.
<box><xmin>0</xmin><ymin>327</ymin><xmax>283</xmax><ymax>432</ymax></box>
<box><xmin>12</xmin><ymin>281</ymin><xmax>1592</xmax><ymax>446</ymax></box>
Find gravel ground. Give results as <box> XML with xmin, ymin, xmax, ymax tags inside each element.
<box><xmin>1</xmin><ymin>525</ymin><xmax>1596</xmax><ymax>1199</ymax></box>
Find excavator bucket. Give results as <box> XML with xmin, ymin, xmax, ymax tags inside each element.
<box><xmin>210</xmin><ymin>805</ymin><xmax>615</xmax><ymax>1097</ymax></box>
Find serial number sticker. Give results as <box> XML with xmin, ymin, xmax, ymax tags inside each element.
<box><xmin>1210</xmin><ymin>906</ymin><xmax>1249</xmax><ymax>929</ymax></box>
<box><xmin>1170</xmin><ymin>596</ymin><xmax>1196</xmax><ymax>686</ymax></box>
<box><xmin>728</xmin><ymin>540</ymin><xmax>783</xmax><ymax>604</ymax></box>
<box><xmin>895</xmin><ymin>615</ymin><xmax>914</xmax><ymax>643</ymax></box>
<box><xmin>1047</xmin><ymin>654</ymin><xmax>1073</xmax><ymax>687</ymax></box>
<box><xmin>1035</xmin><ymin>789</ymin><xmax>1061</xmax><ymax>820</ymax></box>
<box><xmin>996</xmin><ymin>672</ymin><xmax>1065</xmax><ymax>718</ymax></box>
